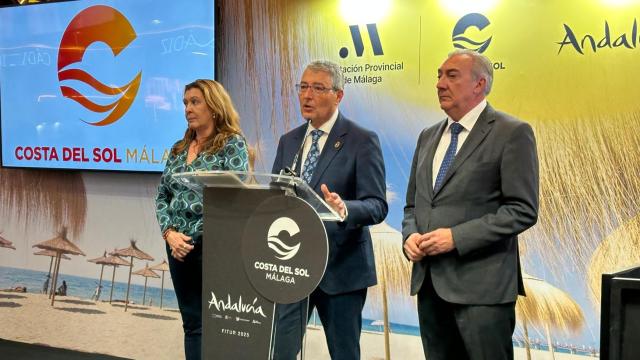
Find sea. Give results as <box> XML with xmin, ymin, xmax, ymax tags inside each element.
<box><xmin>0</xmin><ymin>265</ymin><xmax>179</xmax><ymax>308</ymax></box>
<box><xmin>0</xmin><ymin>266</ymin><xmax>598</xmax><ymax>356</ymax></box>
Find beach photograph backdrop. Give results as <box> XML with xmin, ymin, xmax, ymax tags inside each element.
<box><xmin>3</xmin><ymin>0</ymin><xmax>640</xmax><ymax>358</ymax></box>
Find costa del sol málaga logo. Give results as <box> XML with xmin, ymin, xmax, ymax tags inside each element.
<box><xmin>267</xmin><ymin>217</ymin><xmax>301</xmax><ymax>260</ymax></box>
<box><xmin>57</xmin><ymin>5</ymin><xmax>142</xmax><ymax>126</ymax></box>
<box><xmin>452</xmin><ymin>13</ymin><xmax>493</xmax><ymax>53</ymax></box>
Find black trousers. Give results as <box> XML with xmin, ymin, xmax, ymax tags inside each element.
<box><xmin>417</xmin><ymin>272</ymin><xmax>516</xmax><ymax>360</ymax></box>
<box><xmin>272</xmin><ymin>287</ymin><xmax>367</xmax><ymax>360</ymax></box>
<box><xmin>167</xmin><ymin>243</ymin><xmax>202</xmax><ymax>360</ymax></box>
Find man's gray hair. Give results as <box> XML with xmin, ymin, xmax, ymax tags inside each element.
<box><xmin>448</xmin><ymin>49</ymin><xmax>493</xmax><ymax>95</ymax></box>
<box><xmin>305</xmin><ymin>60</ymin><xmax>345</xmax><ymax>91</ymax></box>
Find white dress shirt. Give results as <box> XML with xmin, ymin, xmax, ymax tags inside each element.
<box><xmin>432</xmin><ymin>100</ymin><xmax>487</xmax><ymax>188</ymax></box>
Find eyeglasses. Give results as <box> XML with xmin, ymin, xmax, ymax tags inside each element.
<box><xmin>295</xmin><ymin>83</ymin><xmax>335</xmax><ymax>94</ymax></box>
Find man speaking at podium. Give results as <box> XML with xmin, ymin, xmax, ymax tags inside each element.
<box><xmin>272</xmin><ymin>60</ymin><xmax>388</xmax><ymax>359</ymax></box>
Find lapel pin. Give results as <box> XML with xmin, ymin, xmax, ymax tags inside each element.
<box><xmin>334</xmin><ymin>140</ymin><xmax>342</xmax><ymax>149</ymax></box>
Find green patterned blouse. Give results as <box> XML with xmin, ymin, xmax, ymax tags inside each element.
<box><xmin>155</xmin><ymin>134</ymin><xmax>249</xmax><ymax>243</ymax></box>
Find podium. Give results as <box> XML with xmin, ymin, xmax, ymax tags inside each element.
<box><xmin>173</xmin><ymin>170</ymin><xmax>341</xmax><ymax>359</ymax></box>
<box><xmin>600</xmin><ymin>265</ymin><xmax>640</xmax><ymax>360</ymax></box>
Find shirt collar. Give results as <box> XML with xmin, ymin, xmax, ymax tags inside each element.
<box><xmin>306</xmin><ymin>108</ymin><xmax>339</xmax><ymax>136</ymax></box>
<box><xmin>447</xmin><ymin>99</ymin><xmax>487</xmax><ymax>131</ymax></box>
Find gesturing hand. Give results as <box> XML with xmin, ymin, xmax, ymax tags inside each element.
<box><xmin>320</xmin><ymin>184</ymin><xmax>346</xmax><ymax>219</ymax></box>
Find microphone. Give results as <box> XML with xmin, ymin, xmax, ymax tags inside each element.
<box><xmin>282</xmin><ymin>120</ymin><xmax>310</xmax><ymax>177</ymax></box>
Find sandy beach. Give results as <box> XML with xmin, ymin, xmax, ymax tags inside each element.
<box><xmin>0</xmin><ymin>291</ymin><xmax>596</xmax><ymax>359</ymax></box>
<box><xmin>0</xmin><ymin>291</ymin><xmax>184</xmax><ymax>359</ymax></box>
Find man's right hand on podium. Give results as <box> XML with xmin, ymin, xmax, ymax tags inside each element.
<box><xmin>166</xmin><ymin>230</ymin><xmax>194</xmax><ymax>262</ymax></box>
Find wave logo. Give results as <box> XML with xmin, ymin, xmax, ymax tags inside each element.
<box><xmin>57</xmin><ymin>5</ymin><xmax>142</xmax><ymax>126</ymax></box>
<box><xmin>452</xmin><ymin>13</ymin><xmax>492</xmax><ymax>54</ymax></box>
<box><xmin>267</xmin><ymin>217</ymin><xmax>301</xmax><ymax>261</ymax></box>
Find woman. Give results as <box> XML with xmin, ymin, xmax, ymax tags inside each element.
<box><xmin>155</xmin><ymin>79</ymin><xmax>249</xmax><ymax>360</ymax></box>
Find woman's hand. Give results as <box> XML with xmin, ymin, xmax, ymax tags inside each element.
<box><xmin>165</xmin><ymin>230</ymin><xmax>194</xmax><ymax>261</ymax></box>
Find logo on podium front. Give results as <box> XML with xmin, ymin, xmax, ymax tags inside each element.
<box><xmin>241</xmin><ymin>196</ymin><xmax>328</xmax><ymax>304</ymax></box>
<box><xmin>267</xmin><ymin>217</ymin><xmax>301</xmax><ymax>260</ymax></box>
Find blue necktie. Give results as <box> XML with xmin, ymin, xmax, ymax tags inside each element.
<box><xmin>434</xmin><ymin>122</ymin><xmax>464</xmax><ymax>192</ymax></box>
<box><xmin>301</xmin><ymin>129</ymin><xmax>324</xmax><ymax>184</ymax></box>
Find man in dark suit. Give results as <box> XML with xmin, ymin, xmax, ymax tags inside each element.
<box><xmin>402</xmin><ymin>49</ymin><xmax>539</xmax><ymax>360</ymax></box>
<box><xmin>272</xmin><ymin>60</ymin><xmax>387</xmax><ymax>359</ymax></box>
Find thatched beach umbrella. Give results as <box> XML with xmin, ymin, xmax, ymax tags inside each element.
<box><xmin>34</xmin><ymin>249</ymin><xmax>71</xmax><ymax>295</ymax></box>
<box><xmin>133</xmin><ymin>262</ymin><xmax>160</xmax><ymax>306</ymax></box>
<box><xmin>516</xmin><ymin>273</ymin><xmax>585</xmax><ymax>360</ymax></box>
<box><xmin>88</xmin><ymin>251</ymin><xmax>110</xmax><ymax>301</ymax></box>
<box><xmin>32</xmin><ymin>227</ymin><xmax>85</xmax><ymax>306</ymax></box>
<box><xmin>0</xmin><ymin>169</ymin><xmax>87</xmax><ymax>239</ymax></box>
<box><xmin>111</xmin><ymin>239</ymin><xmax>154</xmax><ymax>311</ymax></box>
<box><xmin>150</xmin><ymin>259</ymin><xmax>170</xmax><ymax>308</ymax></box>
<box><xmin>369</xmin><ymin>222</ymin><xmax>414</xmax><ymax>360</ymax></box>
<box><xmin>0</xmin><ymin>233</ymin><xmax>16</xmax><ymax>250</ymax></box>
<box><xmin>101</xmin><ymin>251</ymin><xmax>130</xmax><ymax>304</ymax></box>
<box><xmin>587</xmin><ymin>214</ymin><xmax>640</xmax><ymax>308</ymax></box>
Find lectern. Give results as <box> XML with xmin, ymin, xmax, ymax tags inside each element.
<box><xmin>173</xmin><ymin>170</ymin><xmax>341</xmax><ymax>359</ymax></box>
<box><xmin>600</xmin><ymin>265</ymin><xmax>640</xmax><ymax>360</ymax></box>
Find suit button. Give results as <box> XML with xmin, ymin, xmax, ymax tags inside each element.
<box><xmin>431</xmin><ymin>204</ymin><xmax>436</xmax><ymax>209</ymax></box>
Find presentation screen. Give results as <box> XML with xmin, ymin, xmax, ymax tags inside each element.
<box><xmin>0</xmin><ymin>0</ymin><xmax>215</xmax><ymax>171</ymax></box>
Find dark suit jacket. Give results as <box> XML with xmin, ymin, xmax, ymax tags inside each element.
<box><xmin>272</xmin><ymin>113</ymin><xmax>388</xmax><ymax>295</ymax></box>
<box><xmin>402</xmin><ymin>104</ymin><xmax>539</xmax><ymax>304</ymax></box>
